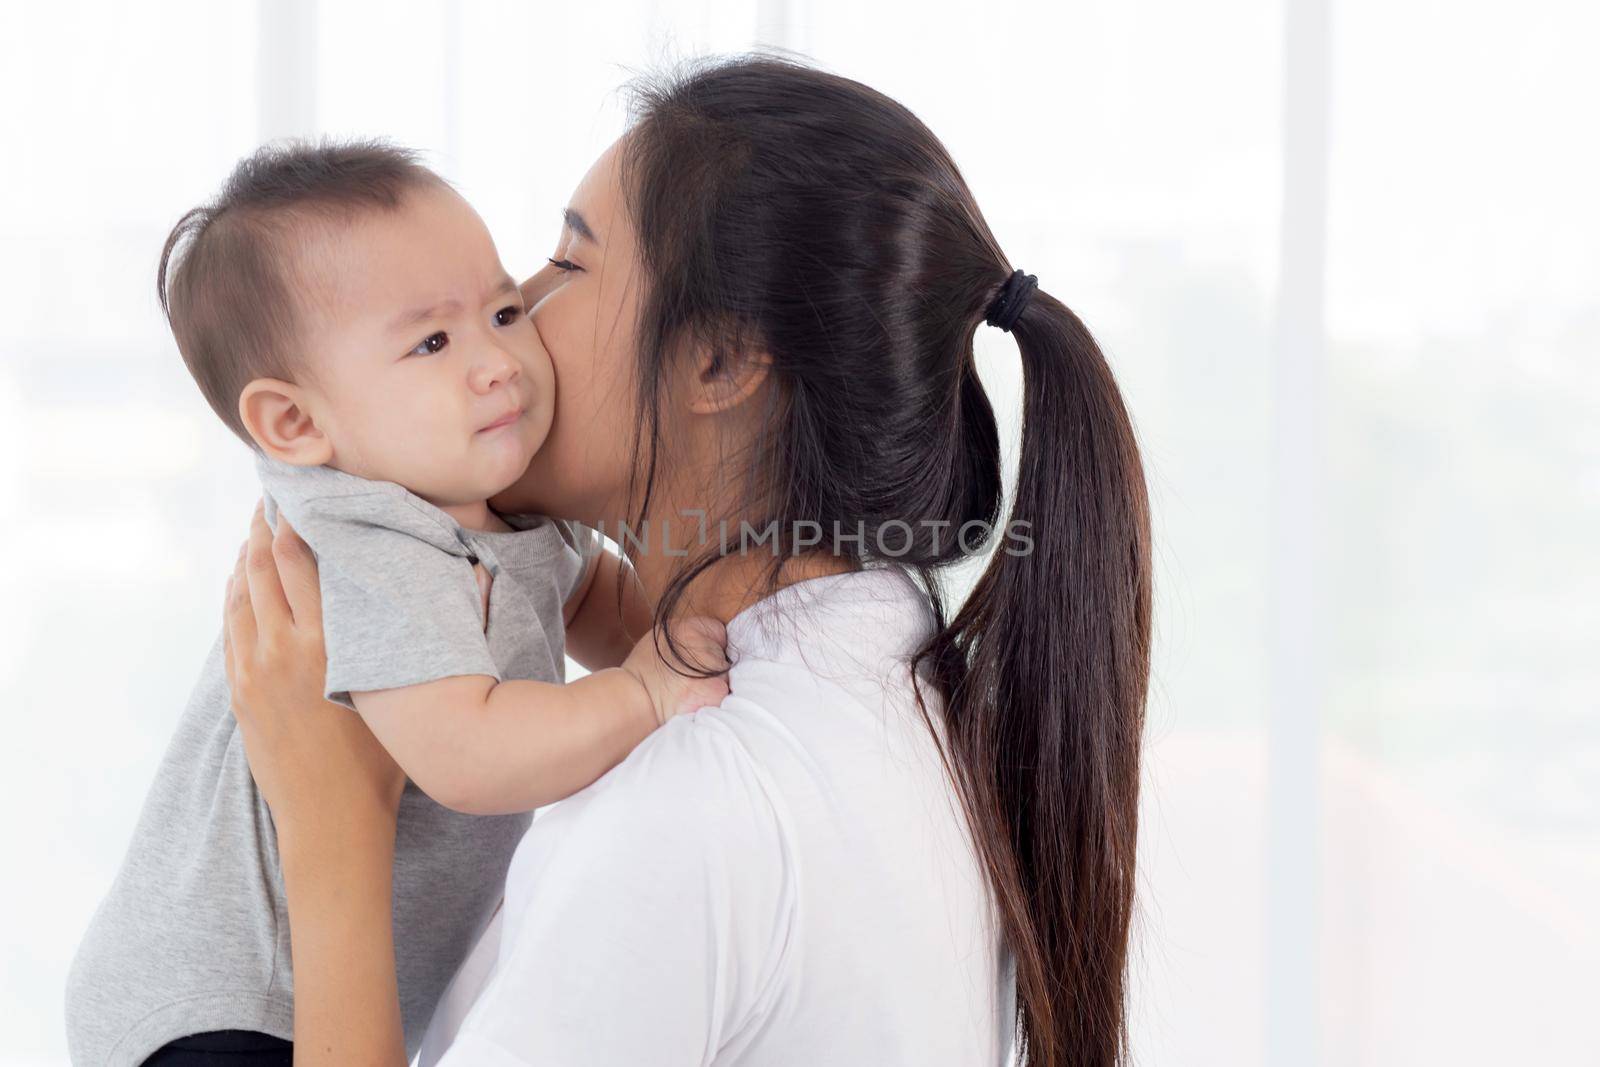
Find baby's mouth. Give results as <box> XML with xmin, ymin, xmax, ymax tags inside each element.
<box><xmin>476</xmin><ymin>406</ymin><xmax>524</xmax><ymax>434</ymax></box>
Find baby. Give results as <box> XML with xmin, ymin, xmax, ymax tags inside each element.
<box><xmin>65</xmin><ymin>140</ymin><xmax>728</xmax><ymax>1065</ymax></box>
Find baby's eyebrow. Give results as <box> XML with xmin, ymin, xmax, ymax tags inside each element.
<box><xmin>388</xmin><ymin>277</ymin><xmax>520</xmax><ymax>332</ymax></box>
<box><xmin>390</xmin><ymin>299</ymin><xmax>462</xmax><ymax>332</ymax></box>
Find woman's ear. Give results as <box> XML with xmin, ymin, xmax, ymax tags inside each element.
<box><xmin>240</xmin><ymin>378</ymin><xmax>334</xmax><ymax>466</ymax></box>
<box><xmin>686</xmin><ymin>343</ymin><xmax>772</xmax><ymax>416</ymax></box>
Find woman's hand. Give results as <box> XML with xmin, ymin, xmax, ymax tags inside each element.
<box><xmin>223</xmin><ymin>499</ymin><xmax>406</xmax><ymax>841</ymax></box>
<box><xmin>224</xmin><ymin>498</ymin><xmax>409</xmax><ymax>1065</ymax></box>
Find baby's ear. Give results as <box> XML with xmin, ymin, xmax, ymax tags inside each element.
<box><xmin>239</xmin><ymin>377</ymin><xmax>332</xmax><ymax>466</ymax></box>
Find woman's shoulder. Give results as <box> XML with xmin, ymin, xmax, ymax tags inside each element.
<box><xmin>598</xmin><ymin>710</ymin><xmax>782</xmax><ymax>819</ymax></box>
<box><xmin>528</xmin><ymin>708</ymin><xmax>792</xmax><ymax>871</ymax></box>
<box><xmin>447</xmin><ymin>711</ymin><xmax>799</xmax><ymax>1066</ymax></box>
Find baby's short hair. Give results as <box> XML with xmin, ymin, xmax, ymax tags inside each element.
<box><xmin>158</xmin><ymin>138</ymin><xmax>447</xmax><ymax>447</ymax></box>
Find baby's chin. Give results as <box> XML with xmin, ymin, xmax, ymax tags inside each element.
<box><xmin>486</xmin><ymin>466</ymin><xmax>539</xmax><ymax>515</ymax></box>
<box><xmin>413</xmin><ymin>462</ymin><xmax>533</xmax><ymax>515</ymax></box>
<box><xmin>348</xmin><ymin>415</ymin><xmax>548</xmax><ymax>509</ymax></box>
<box><xmin>481</xmin><ymin>407</ymin><xmax>553</xmax><ymax>498</ymax></box>
<box><xmin>467</xmin><ymin>427</ymin><xmax>546</xmax><ymax>503</ymax></box>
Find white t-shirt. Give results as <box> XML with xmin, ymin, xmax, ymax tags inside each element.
<box><xmin>420</xmin><ymin>565</ymin><xmax>1017</xmax><ymax>1066</ymax></box>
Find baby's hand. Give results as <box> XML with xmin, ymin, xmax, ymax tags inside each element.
<box><xmin>621</xmin><ymin>616</ymin><xmax>731</xmax><ymax>727</ymax></box>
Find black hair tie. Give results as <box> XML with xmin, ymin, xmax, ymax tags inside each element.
<box><xmin>985</xmin><ymin>269</ymin><xmax>1038</xmax><ymax>333</ymax></box>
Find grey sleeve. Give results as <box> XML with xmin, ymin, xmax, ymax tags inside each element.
<box><xmin>288</xmin><ymin>494</ymin><xmax>501</xmax><ymax>711</ymax></box>
<box><xmin>551</xmin><ymin>519</ymin><xmax>604</xmax><ymax>604</ymax></box>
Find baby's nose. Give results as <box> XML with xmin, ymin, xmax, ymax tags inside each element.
<box><xmin>472</xmin><ymin>347</ymin><xmax>521</xmax><ymax>392</ymax></box>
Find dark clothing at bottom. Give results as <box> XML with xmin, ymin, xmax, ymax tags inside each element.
<box><xmin>140</xmin><ymin>1030</ymin><xmax>292</xmax><ymax>1066</ymax></box>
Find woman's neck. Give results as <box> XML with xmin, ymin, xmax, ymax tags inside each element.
<box><xmin>632</xmin><ymin>541</ymin><xmax>857</xmax><ymax>628</ymax></box>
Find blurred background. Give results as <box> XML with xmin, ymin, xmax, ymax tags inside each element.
<box><xmin>2</xmin><ymin>1</ymin><xmax>1596</xmax><ymax>1064</ymax></box>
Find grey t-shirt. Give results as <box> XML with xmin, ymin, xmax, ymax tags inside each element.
<box><xmin>65</xmin><ymin>453</ymin><xmax>599</xmax><ymax>1066</ymax></box>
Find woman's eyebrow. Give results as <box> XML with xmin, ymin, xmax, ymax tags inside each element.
<box><xmin>562</xmin><ymin>207</ymin><xmax>599</xmax><ymax>244</ymax></box>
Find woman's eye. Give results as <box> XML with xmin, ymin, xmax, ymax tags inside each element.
<box><xmin>547</xmin><ymin>257</ymin><xmax>583</xmax><ymax>273</ymax></box>
<box><xmin>409</xmin><ymin>331</ymin><xmax>449</xmax><ymax>356</ymax></box>
<box><xmin>493</xmin><ymin>305</ymin><xmax>524</xmax><ymax>327</ymax></box>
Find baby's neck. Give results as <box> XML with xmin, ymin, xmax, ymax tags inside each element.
<box><xmin>436</xmin><ymin>499</ymin><xmax>512</xmax><ymax>533</ymax></box>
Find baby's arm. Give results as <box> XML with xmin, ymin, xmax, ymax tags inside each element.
<box><xmin>350</xmin><ymin>616</ymin><xmax>729</xmax><ymax>816</ymax></box>
<box><xmin>561</xmin><ymin>547</ymin><xmax>656</xmax><ymax>671</ymax></box>
<box><xmin>351</xmin><ymin>670</ymin><xmax>651</xmax><ymax>816</ymax></box>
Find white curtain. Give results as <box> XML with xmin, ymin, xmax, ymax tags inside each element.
<box><xmin>2</xmin><ymin>2</ymin><xmax>1594</xmax><ymax>1064</ymax></box>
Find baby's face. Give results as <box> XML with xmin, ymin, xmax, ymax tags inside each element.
<box><xmin>293</xmin><ymin>184</ymin><xmax>555</xmax><ymax>509</ymax></box>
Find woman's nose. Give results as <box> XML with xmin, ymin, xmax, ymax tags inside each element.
<box><xmin>521</xmin><ymin>272</ymin><xmax>559</xmax><ymax>315</ymax></box>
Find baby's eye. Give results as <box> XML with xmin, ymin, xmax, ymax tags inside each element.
<box><xmin>493</xmin><ymin>305</ymin><xmax>523</xmax><ymax>327</ymax></box>
<box><xmin>410</xmin><ymin>331</ymin><xmax>449</xmax><ymax>356</ymax></box>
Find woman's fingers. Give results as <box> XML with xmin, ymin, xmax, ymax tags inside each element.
<box><xmin>272</xmin><ymin>514</ymin><xmax>323</xmax><ymax>631</ymax></box>
<box><xmin>224</xmin><ymin>542</ymin><xmax>258</xmax><ymax>715</ymax></box>
<box><xmin>244</xmin><ymin>498</ymin><xmax>294</xmax><ymax>637</ymax></box>
<box><xmin>222</xmin><ymin>558</ymin><xmax>238</xmax><ymax>689</ymax></box>
<box><xmin>228</xmin><ymin>541</ymin><xmax>256</xmax><ymax>648</ymax></box>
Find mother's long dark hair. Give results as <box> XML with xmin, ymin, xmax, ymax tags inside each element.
<box><xmin>617</xmin><ymin>54</ymin><xmax>1152</xmax><ymax>1065</ymax></box>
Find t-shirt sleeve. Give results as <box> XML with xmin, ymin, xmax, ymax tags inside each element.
<box><xmin>275</xmin><ymin>491</ymin><xmax>501</xmax><ymax>710</ymax></box>
<box><xmin>431</xmin><ymin>716</ymin><xmax>793</xmax><ymax>1066</ymax></box>
<box><xmin>549</xmin><ymin>518</ymin><xmax>603</xmax><ymax>606</ymax></box>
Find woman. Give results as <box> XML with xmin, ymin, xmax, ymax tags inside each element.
<box><xmin>223</xmin><ymin>55</ymin><xmax>1151</xmax><ymax>1066</ymax></box>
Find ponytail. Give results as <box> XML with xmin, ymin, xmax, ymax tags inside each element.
<box><xmin>914</xmin><ymin>284</ymin><xmax>1153</xmax><ymax>1066</ymax></box>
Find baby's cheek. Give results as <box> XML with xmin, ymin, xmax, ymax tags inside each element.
<box><xmin>383</xmin><ymin>408</ymin><xmax>458</xmax><ymax>479</ymax></box>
